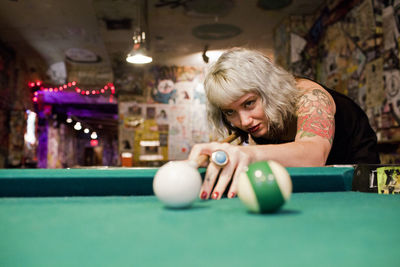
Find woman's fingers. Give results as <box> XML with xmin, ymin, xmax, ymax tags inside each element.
<box><xmin>212</xmin><ymin>150</ymin><xmax>250</xmax><ymax>199</ymax></box>
<box><xmin>211</xmin><ymin>163</ymin><xmax>235</xmax><ymax>199</ymax></box>
<box><xmin>199</xmin><ymin>161</ymin><xmax>220</xmax><ymax>200</ymax></box>
<box><xmin>189</xmin><ymin>142</ymin><xmax>250</xmax><ymax>200</ymax></box>
<box><xmin>226</xmin><ymin>160</ymin><xmax>249</xmax><ymax>199</ymax></box>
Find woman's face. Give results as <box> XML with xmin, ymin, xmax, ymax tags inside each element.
<box><xmin>220</xmin><ymin>92</ymin><xmax>269</xmax><ymax>138</ymax></box>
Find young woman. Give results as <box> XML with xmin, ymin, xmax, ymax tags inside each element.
<box><xmin>188</xmin><ymin>48</ymin><xmax>380</xmax><ymax>200</ymax></box>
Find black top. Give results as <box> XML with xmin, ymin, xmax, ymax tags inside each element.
<box><xmin>252</xmin><ymin>87</ymin><xmax>380</xmax><ymax>165</ymax></box>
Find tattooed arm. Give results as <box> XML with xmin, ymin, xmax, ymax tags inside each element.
<box><xmin>293</xmin><ymin>85</ymin><xmax>335</xmax><ymax>165</ymax></box>
<box><xmin>296</xmin><ymin>88</ymin><xmax>335</xmax><ymax>144</ymax></box>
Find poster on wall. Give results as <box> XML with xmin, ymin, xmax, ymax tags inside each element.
<box><xmin>167</xmin><ymin>104</ymin><xmax>191</xmax><ymax>160</ymax></box>
<box><xmin>384</xmin><ymin>69</ymin><xmax>400</xmax><ymax>123</ymax></box>
<box><xmin>365</xmin><ymin>58</ymin><xmax>385</xmax><ymax>108</ymax></box>
<box><xmin>118</xmin><ymin>102</ymin><xmax>143</xmax><ymax>157</ymax></box>
<box><xmin>382</xmin><ymin>6</ymin><xmax>400</xmax><ymax>50</ymax></box>
<box><xmin>118</xmin><ymin>65</ymin><xmax>210</xmax><ymax>164</ymax></box>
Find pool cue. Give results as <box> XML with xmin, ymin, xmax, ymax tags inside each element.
<box><xmin>194</xmin><ymin>132</ymin><xmax>241</xmax><ymax>167</ymax></box>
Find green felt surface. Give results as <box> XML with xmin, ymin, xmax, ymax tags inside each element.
<box><xmin>1</xmin><ymin>192</ymin><xmax>399</xmax><ymax>267</ymax></box>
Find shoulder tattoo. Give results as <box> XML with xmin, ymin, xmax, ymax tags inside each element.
<box><xmin>296</xmin><ymin>89</ymin><xmax>335</xmax><ymax>143</ymax></box>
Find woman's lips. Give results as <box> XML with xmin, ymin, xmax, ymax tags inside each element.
<box><xmin>247</xmin><ymin>124</ymin><xmax>260</xmax><ymax>134</ymax></box>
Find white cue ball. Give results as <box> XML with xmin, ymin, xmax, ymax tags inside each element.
<box><xmin>153</xmin><ymin>161</ymin><xmax>202</xmax><ymax>208</ymax></box>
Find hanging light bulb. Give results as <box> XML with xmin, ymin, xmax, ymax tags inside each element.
<box><xmin>126</xmin><ymin>1</ymin><xmax>152</xmax><ymax>64</ymax></box>
<box><xmin>91</xmin><ymin>132</ymin><xmax>98</xmax><ymax>139</ymax></box>
<box><xmin>126</xmin><ymin>31</ymin><xmax>152</xmax><ymax>64</ymax></box>
<box><xmin>74</xmin><ymin>122</ymin><xmax>82</xmax><ymax>131</ymax></box>
<box><xmin>84</xmin><ymin>128</ymin><xmax>90</xmax><ymax>134</ymax></box>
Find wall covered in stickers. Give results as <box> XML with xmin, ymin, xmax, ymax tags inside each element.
<box><xmin>274</xmin><ymin>0</ymin><xmax>400</xmax><ymax>164</ymax></box>
<box><xmin>117</xmin><ymin>65</ymin><xmax>210</xmax><ymax>166</ymax></box>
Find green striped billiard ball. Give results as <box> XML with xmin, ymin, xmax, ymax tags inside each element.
<box><xmin>237</xmin><ymin>161</ymin><xmax>292</xmax><ymax>213</ymax></box>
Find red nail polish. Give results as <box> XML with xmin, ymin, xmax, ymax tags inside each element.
<box><xmin>212</xmin><ymin>192</ymin><xmax>219</xmax><ymax>199</ymax></box>
<box><xmin>228</xmin><ymin>192</ymin><xmax>236</xmax><ymax>198</ymax></box>
<box><xmin>200</xmin><ymin>191</ymin><xmax>208</xmax><ymax>200</ymax></box>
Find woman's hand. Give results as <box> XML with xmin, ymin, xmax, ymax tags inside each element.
<box><xmin>188</xmin><ymin>142</ymin><xmax>251</xmax><ymax>200</ymax></box>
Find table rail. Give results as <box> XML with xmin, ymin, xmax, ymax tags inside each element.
<box><xmin>0</xmin><ymin>166</ymin><xmax>354</xmax><ymax>197</ymax></box>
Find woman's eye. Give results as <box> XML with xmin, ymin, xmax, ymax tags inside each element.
<box><xmin>223</xmin><ymin>110</ymin><xmax>234</xmax><ymax>116</ymax></box>
<box><xmin>244</xmin><ymin>100</ymin><xmax>255</xmax><ymax>108</ymax></box>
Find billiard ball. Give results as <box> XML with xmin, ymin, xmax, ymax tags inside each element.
<box><xmin>153</xmin><ymin>160</ymin><xmax>202</xmax><ymax>208</ymax></box>
<box><xmin>237</xmin><ymin>161</ymin><xmax>292</xmax><ymax>213</ymax></box>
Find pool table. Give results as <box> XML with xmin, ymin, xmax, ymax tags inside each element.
<box><xmin>0</xmin><ymin>166</ymin><xmax>399</xmax><ymax>266</ymax></box>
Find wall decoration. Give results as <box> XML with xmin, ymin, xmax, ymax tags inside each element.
<box><xmin>384</xmin><ymin>69</ymin><xmax>400</xmax><ymax>123</ymax></box>
<box><xmin>275</xmin><ymin>0</ymin><xmax>400</xmax><ymax>163</ymax></box>
<box><xmin>118</xmin><ymin>65</ymin><xmax>209</xmax><ymax>165</ymax></box>
<box><xmin>365</xmin><ymin>58</ymin><xmax>385</xmax><ymax>108</ymax></box>
<box><xmin>383</xmin><ymin>6</ymin><xmax>400</xmax><ymax>50</ymax></box>
<box><xmin>345</xmin><ymin>0</ymin><xmax>376</xmax><ymax>45</ymax></box>
<box><xmin>152</xmin><ymin>79</ymin><xmax>176</xmax><ymax>104</ymax></box>
<box><xmin>113</xmin><ymin>62</ymin><xmax>146</xmax><ymax>102</ymax></box>
<box><xmin>290</xmin><ymin>33</ymin><xmax>307</xmax><ymax>63</ymax></box>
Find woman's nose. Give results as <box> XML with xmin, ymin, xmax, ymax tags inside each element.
<box><xmin>239</xmin><ymin>111</ymin><xmax>252</xmax><ymax>127</ymax></box>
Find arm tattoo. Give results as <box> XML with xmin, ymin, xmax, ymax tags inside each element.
<box><xmin>296</xmin><ymin>89</ymin><xmax>335</xmax><ymax>143</ymax></box>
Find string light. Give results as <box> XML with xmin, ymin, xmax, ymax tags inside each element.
<box><xmin>66</xmin><ymin>116</ymin><xmax>98</xmax><ymax>141</ymax></box>
<box><xmin>29</xmin><ymin>82</ymin><xmax>104</xmax><ymax>142</ymax></box>
<box><xmin>29</xmin><ymin>81</ymin><xmax>116</xmax><ymax>102</ymax></box>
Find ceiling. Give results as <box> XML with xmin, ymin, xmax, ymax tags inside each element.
<box><xmin>0</xmin><ymin>0</ymin><xmax>325</xmax><ymax>135</ymax></box>
<box><xmin>0</xmin><ymin>0</ymin><xmax>325</xmax><ymax>84</ymax></box>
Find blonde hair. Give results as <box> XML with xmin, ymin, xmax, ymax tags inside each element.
<box><xmin>204</xmin><ymin>48</ymin><xmax>300</xmax><ymax>139</ymax></box>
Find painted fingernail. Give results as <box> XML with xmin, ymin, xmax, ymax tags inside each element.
<box><xmin>228</xmin><ymin>192</ymin><xmax>236</xmax><ymax>198</ymax></box>
<box><xmin>212</xmin><ymin>192</ymin><xmax>219</xmax><ymax>200</ymax></box>
<box><xmin>200</xmin><ymin>191</ymin><xmax>208</xmax><ymax>200</ymax></box>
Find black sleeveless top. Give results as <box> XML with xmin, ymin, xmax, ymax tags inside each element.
<box><xmin>252</xmin><ymin>87</ymin><xmax>380</xmax><ymax>165</ymax></box>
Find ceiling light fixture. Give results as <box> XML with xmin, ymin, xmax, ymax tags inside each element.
<box><xmin>126</xmin><ymin>35</ymin><xmax>153</xmax><ymax>64</ymax></box>
<box><xmin>126</xmin><ymin>0</ymin><xmax>152</xmax><ymax>64</ymax></box>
